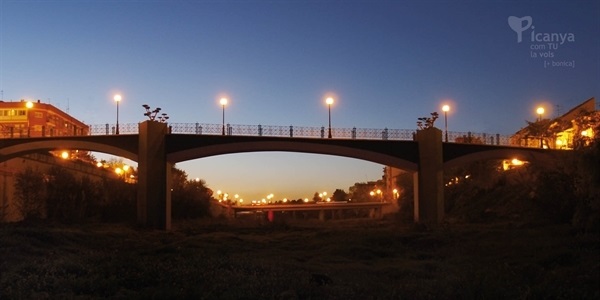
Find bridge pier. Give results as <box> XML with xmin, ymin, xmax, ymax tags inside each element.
<box><xmin>137</xmin><ymin>121</ymin><xmax>172</xmax><ymax>230</ymax></box>
<box><xmin>414</xmin><ymin>128</ymin><xmax>444</xmax><ymax>224</ymax></box>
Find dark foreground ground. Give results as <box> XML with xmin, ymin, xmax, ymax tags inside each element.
<box><xmin>1</xmin><ymin>217</ymin><xmax>598</xmax><ymax>299</ymax></box>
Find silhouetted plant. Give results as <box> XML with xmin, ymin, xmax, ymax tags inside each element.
<box><xmin>331</xmin><ymin>189</ymin><xmax>348</xmax><ymax>202</ymax></box>
<box><xmin>99</xmin><ymin>177</ymin><xmax>136</xmax><ymax>222</ymax></box>
<box><xmin>171</xmin><ymin>167</ymin><xmax>212</xmax><ymax>219</ymax></box>
<box><xmin>417</xmin><ymin>112</ymin><xmax>439</xmax><ymax>130</ymax></box>
<box><xmin>572</xmin><ymin>140</ymin><xmax>600</xmax><ymax>232</ymax></box>
<box><xmin>45</xmin><ymin>166</ymin><xmax>83</xmax><ymax>223</ymax></box>
<box><xmin>13</xmin><ymin>166</ymin><xmax>46</xmax><ymax>221</ymax></box>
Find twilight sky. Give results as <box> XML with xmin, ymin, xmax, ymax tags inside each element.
<box><xmin>1</xmin><ymin>0</ymin><xmax>598</xmax><ymax>201</ymax></box>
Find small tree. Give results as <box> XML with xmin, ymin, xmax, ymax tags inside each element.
<box><xmin>45</xmin><ymin>166</ymin><xmax>81</xmax><ymax>223</ymax></box>
<box><xmin>417</xmin><ymin>112</ymin><xmax>439</xmax><ymax>130</ymax></box>
<box><xmin>171</xmin><ymin>167</ymin><xmax>213</xmax><ymax>219</ymax></box>
<box><xmin>312</xmin><ymin>192</ymin><xmax>321</xmax><ymax>202</ymax></box>
<box><xmin>331</xmin><ymin>189</ymin><xmax>348</xmax><ymax>202</ymax></box>
<box><xmin>14</xmin><ymin>167</ymin><xmax>46</xmax><ymax>221</ymax></box>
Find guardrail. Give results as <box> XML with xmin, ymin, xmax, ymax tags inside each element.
<box><xmin>88</xmin><ymin>122</ymin><xmax>513</xmax><ymax>145</ymax></box>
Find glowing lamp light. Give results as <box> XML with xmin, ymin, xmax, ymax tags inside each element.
<box><xmin>511</xmin><ymin>158</ymin><xmax>524</xmax><ymax>166</ymax></box>
<box><xmin>536</xmin><ymin>107</ymin><xmax>545</xmax><ymax>115</ymax></box>
<box><xmin>61</xmin><ymin>151</ymin><xmax>69</xmax><ymax>159</ymax></box>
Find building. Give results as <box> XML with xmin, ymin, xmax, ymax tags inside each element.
<box><xmin>510</xmin><ymin>97</ymin><xmax>597</xmax><ymax>149</ymax></box>
<box><xmin>0</xmin><ymin>99</ymin><xmax>88</xmax><ymax>138</ymax></box>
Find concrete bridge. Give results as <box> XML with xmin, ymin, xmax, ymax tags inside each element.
<box><xmin>0</xmin><ymin>121</ymin><xmax>563</xmax><ymax>230</ymax></box>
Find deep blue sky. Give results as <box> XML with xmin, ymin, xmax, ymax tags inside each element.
<box><xmin>1</xmin><ymin>0</ymin><xmax>598</xmax><ymax>201</ymax></box>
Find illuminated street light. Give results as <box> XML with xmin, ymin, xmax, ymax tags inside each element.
<box><xmin>536</xmin><ymin>106</ymin><xmax>544</xmax><ymax>121</ymax></box>
<box><xmin>536</xmin><ymin>106</ymin><xmax>545</xmax><ymax>148</ymax></box>
<box><xmin>442</xmin><ymin>104</ymin><xmax>450</xmax><ymax>142</ymax></box>
<box><xmin>114</xmin><ymin>94</ymin><xmax>122</xmax><ymax>135</ymax></box>
<box><xmin>326</xmin><ymin>97</ymin><xmax>334</xmax><ymax>138</ymax></box>
<box><xmin>220</xmin><ymin>97</ymin><xmax>228</xmax><ymax>135</ymax></box>
<box><xmin>25</xmin><ymin>101</ymin><xmax>33</xmax><ymax>137</ymax></box>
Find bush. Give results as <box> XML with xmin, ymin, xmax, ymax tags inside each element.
<box><xmin>14</xmin><ymin>167</ymin><xmax>46</xmax><ymax>221</ymax></box>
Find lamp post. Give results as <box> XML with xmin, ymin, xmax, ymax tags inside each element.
<box><xmin>326</xmin><ymin>97</ymin><xmax>334</xmax><ymax>138</ymax></box>
<box><xmin>442</xmin><ymin>104</ymin><xmax>450</xmax><ymax>142</ymax></box>
<box><xmin>536</xmin><ymin>106</ymin><xmax>545</xmax><ymax>148</ymax></box>
<box><xmin>220</xmin><ymin>97</ymin><xmax>228</xmax><ymax>135</ymax></box>
<box><xmin>536</xmin><ymin>106</ymin><xmax>544</xmax><ymax>121</ymax></box>
<box><xmin>114</xmin><ymin>94</ymin><xmax>122</xmax><ymax>135</ymax></box>
<box><xmin>25</xmin><ymin>101</ymin><xmax>33</xmax><ymax>137</ymax></box>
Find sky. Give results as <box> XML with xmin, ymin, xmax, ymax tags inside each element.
<box><xmin>1</xmin><ymin>0</ymin><xmax>599</xmax><ymax>201</ymax></box>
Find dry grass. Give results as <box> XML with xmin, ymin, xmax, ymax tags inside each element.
<box><xmin>1</xmin><ymin>218</ymin><xmax>598</xmax><ymax>299</ymax></box>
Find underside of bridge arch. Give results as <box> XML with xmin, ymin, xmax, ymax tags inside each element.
<box><xmin>167</xmin><ymin>140</ymin><xmax>419</xmax><ymax>172</ymax></box>
<box><xmin>443</xmin><ymin>148</ymin><xmax>560</xmax><ymax>170</ymax></box>
<box><xmin>0</xmin><ymin>140</ymin><xmax>138</xmax><ymax>163</ymax></box>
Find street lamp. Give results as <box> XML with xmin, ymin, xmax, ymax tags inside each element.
<box><xmin>25</xmin><ymin>101</ymin><xmax>33</xmax><ymax>137</ymax></box>
<box><xmin>326</xmin><ymin>97</ymin><xmax>334</xmax><ymax>138</ymax></box>
<box><xmin>442</xmin><ymin>104</ymin><xmax>450</xmax><ymax>142</ymax></box>
<box><xmin>114</xmin><ymin>94</ymin><xmax>122</xmax><ymax>135</ymax></box>
<box><xmin>536</xmin><ymin>107</ymin><xmax>545</xmax><ymax>148</ymax></box>
<box><xmin>536</xmin><ymin>106</ymin><xmax>544</xmax><ymax>121</ymax></box>
<box><xmin>220</xmin><ymin>97</ymin><xmax>228</xmax><ymax>135</ymax></box>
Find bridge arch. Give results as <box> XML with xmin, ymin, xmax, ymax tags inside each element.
<box><xmin>167</xmin><ymin>140</ymin><xmax>419</xmax><ymax>172</ymax></box>
<box><xmin>0</xmin><ymin>139</ymin><xmax>138</xmax><ymax>163</ymax></box>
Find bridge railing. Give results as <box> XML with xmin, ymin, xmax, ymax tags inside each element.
<box><xmin>87</xmin><ymin>122</ymin><xmax>514</xmax><ymax>145</ymax></box>
<box><xmin>172</xmin><ymin>123</ymin><xmax>420</xmax><ymax>140</ymax></box>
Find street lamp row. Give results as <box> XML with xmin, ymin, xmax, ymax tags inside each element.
<box><xmin>218</xmin><ymin>96</ymin><xmax>336</xmax><ymax>137</ymax></box>
<box><xmin>111</xmin><ymin>94</ymin><xmax>335</xmax><ymax>137</ymax></box>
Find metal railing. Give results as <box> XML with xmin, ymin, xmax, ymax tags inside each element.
<box><xmin>87</xmin><ymin>122</ymin><xmax>514</xmax><ymax>145</ymax></box>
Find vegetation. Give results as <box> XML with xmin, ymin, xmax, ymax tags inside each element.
<box><xmin>171</xmin><ymin>168</ymin><xmax>213</xmax><ymax>219</ymax></box>
<box><xmin>442</xmin><ymin>140</ymin><xmax>600</xmax><ymax>233</ymax></box>
<box><xmin>0</xmin><ymin>219</ymin><xmax>597</xmax><ymax>299</ymax></box>
<box><xmin>12</xmin><ymin>165</ymin><xmax>212</xmax><ymax>224</ymax></box>
<box><xmin>13</xmin><ymin>167</ymin><xmax>46</xmax><ymax>221</ymax></box>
